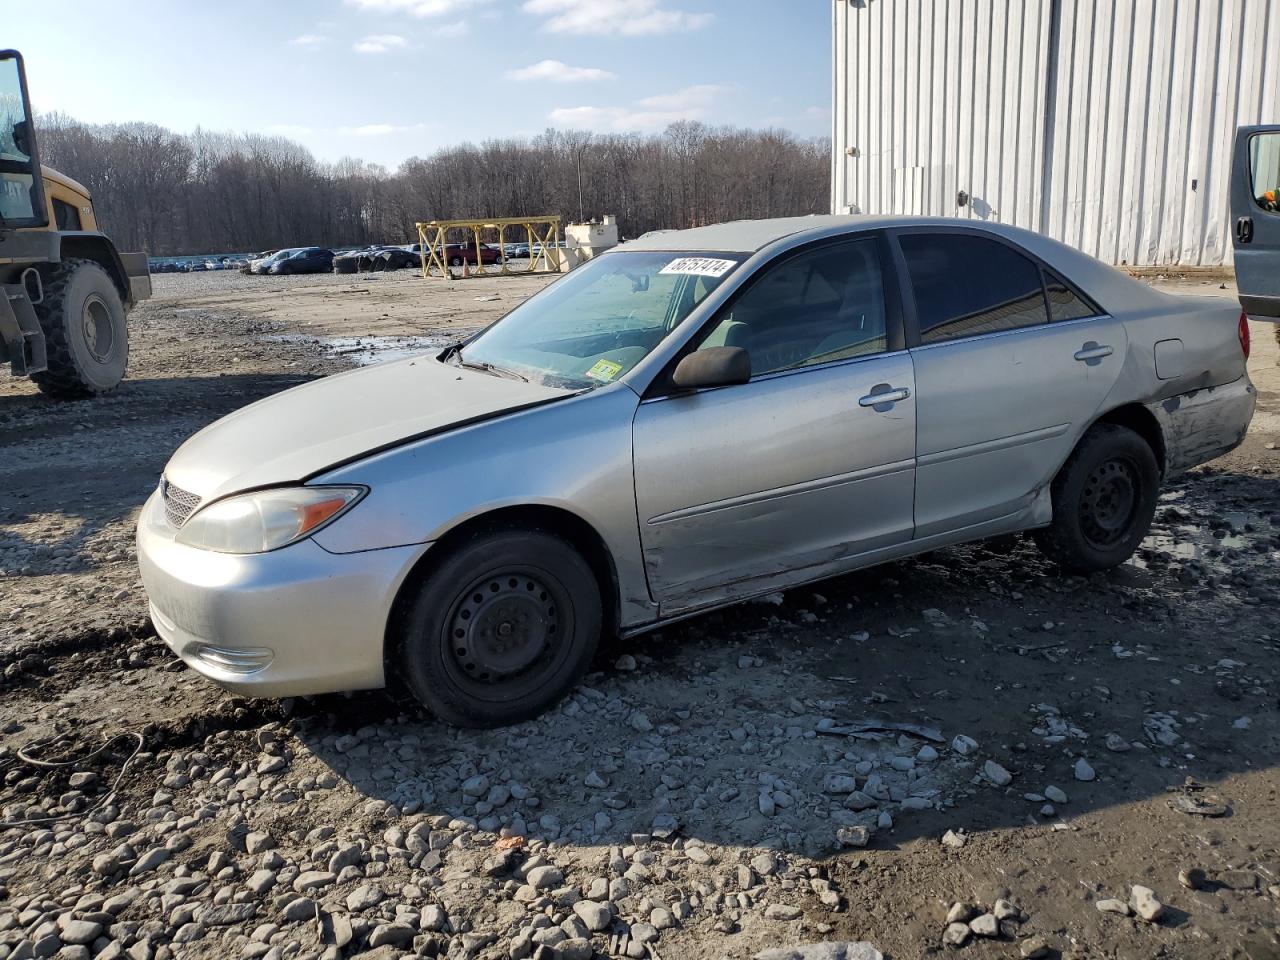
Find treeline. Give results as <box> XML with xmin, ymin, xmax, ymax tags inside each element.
<box><xmin>35</xmin><ymin>115</ymin><xmax>831</xmax><ymax>256</ymax></box>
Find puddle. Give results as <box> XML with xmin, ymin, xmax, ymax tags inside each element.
<box><xmin>1136</xmin><ymin>504</ymin><xmax>1273</xmax><ymax>569</ymax></box>
<box><xmin>270</xmin><ymin>334</ymin><xmax>452</xmax><ymax>366</ymax></box>
<box><xmin>320</xmin><ymin>335</ymin><xmax>451</xmax><ymax>365</ymax></box>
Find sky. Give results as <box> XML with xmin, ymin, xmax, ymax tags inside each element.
<box><xmin>8</xmin><ymin>0</ymin><xmax>831</xmax><ymax>170</ymax></box>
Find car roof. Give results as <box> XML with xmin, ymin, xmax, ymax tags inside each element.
<box><xmin>623</xmin><ymin>214</ymin><xmax>1087</xmax><ymax>253</ymax></box>
<box><xmin>620</xmin><ymin>214</ymin><xmax>1173</xmax><ymax>315</ymax></box>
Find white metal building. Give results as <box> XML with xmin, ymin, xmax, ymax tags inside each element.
<box><xmin>831</xmin><ymin>0</ymin><xmax>1280</xmax><ymax>266</ymax></box>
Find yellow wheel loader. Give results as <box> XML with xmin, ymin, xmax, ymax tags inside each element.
<box><xmin>0</xmin><ymin>49</ymin><xmax>150</xmax><ymax>398</ymax></box>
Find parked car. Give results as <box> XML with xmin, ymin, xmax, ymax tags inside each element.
<box><xmin>267</xmin><ymin>247</ymin><xmax>335</xmax><ymax>275</ymax></box>
<box><xmin>246</xmin><ymin>249</ymin><xmax>294</xmax><ymax>274</ymax></box>
<box><xmin>138</xmin><ymin>215</ymin><xmax>1255</xmax><ymax>727</ymax></box>
<box><xmin>504</xmin><ymin>242</ymin><xmax>531</xmax><ymax>259</ymax></box>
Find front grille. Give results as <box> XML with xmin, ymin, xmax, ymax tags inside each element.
<box><xmin>161</xmin><ymin>477</ymin><xmax>202</xmax><ymax>528</ymax></box>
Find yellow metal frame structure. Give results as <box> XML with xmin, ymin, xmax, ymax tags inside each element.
<box><xmin>415</xmin><ymin>216</ymin><xmax>562</xmax><ymax>279</ymax></box>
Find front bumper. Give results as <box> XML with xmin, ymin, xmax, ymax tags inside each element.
<box><xmin>136</xmin><ymin>490</ymin><xmax>426</xmax><ymax>697</ymax></box>
<box><xmin>1147</xmin><ymin>375</ymin><xmax>1256</xmax><ymax>478</ymax></box>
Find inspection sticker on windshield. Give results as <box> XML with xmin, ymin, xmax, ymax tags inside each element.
<box><xmin>585</xmin><ymin>358</ymin><xmax>624</xmax><ymax>382</ymax></box>
<box><xmin>659</xmin><ymin>257</ymin><xmax>737</xmax><ymax>278</ymax></box>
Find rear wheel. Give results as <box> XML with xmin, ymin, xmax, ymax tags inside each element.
<box><xmin>31</xmin><ymin>260</ymin><xmax>129</xmax><ymax>399</ymax></box>
<box><xmin>449</xmin><ymin>256</ymin><xmax>464</xmax><ymax>267</ymax></box>
<box><xmin>1033</xmin><ymin>423</ymin><xmax>1159</xmax><ymax>572</ymax></box>
<box><xmin>396</xmin><ymin>528</ymin><xmax>601</xmax><ymax>727</ymax></box>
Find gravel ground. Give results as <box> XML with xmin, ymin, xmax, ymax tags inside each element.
<box><xmin>0</xmin><ymin>269</ymin><xmax>1278</xmax><ymax>960</ymax></box>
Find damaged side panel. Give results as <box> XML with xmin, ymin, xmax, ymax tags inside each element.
<box><xmin>633</xmin><ymin>352</ymin><xmax>918</xmax><ymax>606</ymax></box>
<box><xmin>1148</xmin><ymin>378</ymin><xmax>1257</xmax><ymax>478</ymax></box>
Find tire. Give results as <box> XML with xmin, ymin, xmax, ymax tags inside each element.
<box><xmin>395</xmin><ymin>527</ymin><xmax>602</xmax><ymax>728</ymax></box>
<box><xmin>31</xmin><ymin>260</ymin><xmax>129</xmax><ymax>399</ymax></box>
<box><xmin>1032</xmin><ymin>423</ymin><xmax>1160</xmax><ymax>573</ymax></box>
<box><xmin>449</xmin><ymin>256</ymin><xmax>464</xmax><ymax>267</ymax></box>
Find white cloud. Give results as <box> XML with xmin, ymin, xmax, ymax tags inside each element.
<box><xmin>636</xmin><ymin>84</ymin><xmax>725</xmax><ymax>111</ymax></box>
<box><xmin>522</xmin><ymin>0</ymin><xmax>711</xmax><ymax>36</ymax></box>
<box><xmin>291</xmin><ymin>33</ymin><xmax>329</xmax><ymax>46</ymax></box>
<box><xmin>345</xmin><ymin>0</ymin><xmax>476</xmax><ymax>17</ymax></box>
<box><xmin>266</xmin><ymin>124</ymin><xmax>315</xmax><ymax>137</ymax></box>
<box><xmin>353</xmin><ymin>34</ymin><xmax>409</xmax><ymax>53</ymax></box>
<box><xmin>337</xmin><ymin>123</ymin><xmax>427</xmax><ymax>136</ymax></box>
<box><xmin>431</xmin><ymin>19</ymin><xmax>469</xmax><ymax>37</ymax></box>
<box><xmin>506</xmin><ymin>59</ymin><xmax>616</xmax><ymax>83</ymax></box>
<box><xmin>548</xmin><ymin>84</ymin><xmax>727</xmax><ymax>132</ymax></box>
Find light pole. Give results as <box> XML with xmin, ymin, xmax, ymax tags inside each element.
<box><xmin>573</xmin><ymin>134</ymin><xmax>592</xmax><ymax>223</ymax></box>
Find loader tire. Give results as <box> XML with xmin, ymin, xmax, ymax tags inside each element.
<box><xmin>31</xmin><ymin>260</ymin><xmax>129</xmax><ymax>399</ymax></box>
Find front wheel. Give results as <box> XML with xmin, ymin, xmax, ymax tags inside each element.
<box><xmin>395</xmin><ymin>528</ymin><xmax>602</xmax><ymax>727</ymax></box>
<box><xmin>1032</xmin><ymin>423</ymin><xmax>1159</xmax><ymax>572</ymax></box>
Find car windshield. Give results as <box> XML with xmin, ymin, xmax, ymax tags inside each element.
<box><xmin>454</xmin><ymin>250</ymin><xmax>744</xmax><ymax>389</ymax></box>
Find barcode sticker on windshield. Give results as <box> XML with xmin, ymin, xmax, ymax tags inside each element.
<box><xmin>659</xmin><ymin>257</ymin><xmax>737</xmax><ymax>278</ymax></box>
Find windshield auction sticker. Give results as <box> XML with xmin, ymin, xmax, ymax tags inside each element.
<box><xmin>585</xmin><ymin>358</ymin><xmax>624</xmax><ymax>382</ymax></box>
<box><xmin>659</xmin><ymin>257</ymin><xmax>737</xmax><ymax>278</ymax></box>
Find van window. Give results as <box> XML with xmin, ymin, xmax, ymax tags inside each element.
<box><xmin>1250</xmin><ymin>132</ymin><xmax>1280</xmax><ymax>212</ymax></box>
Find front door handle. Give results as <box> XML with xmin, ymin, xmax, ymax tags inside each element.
<box><xmin>1236</xmin><ymin>216</ymin><xmax>1254</xmax><ymax>244</ymax></box>
<box><xmin>858</xmin><ymin>385</ymin><xmax>911</xmax><ymax>408</ymax></box>
<box><xmin>1074</xmin><ymin>344</ymin><xmax>1114</xmax><ymax>363</ymax></box>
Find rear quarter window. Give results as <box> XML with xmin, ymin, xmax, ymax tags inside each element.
<box><xmin>1044</xmin><ymin>269</ymin><xmax>1100</xmax><ymax>322</ymax></box>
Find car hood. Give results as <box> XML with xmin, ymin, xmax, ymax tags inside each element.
<box><xmin>163</xmin><ymin>356</ymin><xmax>570</xmax><ymax>502</ymax></box>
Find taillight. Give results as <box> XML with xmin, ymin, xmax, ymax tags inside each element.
<box><xmin>1238</xmin><ymin>311</ymin><xmax>1250</xmax><ymax>360</ymax></box>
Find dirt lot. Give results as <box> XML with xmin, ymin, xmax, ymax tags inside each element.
<box><xmin>1</xmin><ymin>267</ymin><xmax>1278</xmax><ymax>960</ymax></box>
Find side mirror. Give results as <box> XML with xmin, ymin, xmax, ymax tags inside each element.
<box><xmin>671</xmin><ymin>346</ymin><xmax>751</xmax><ymax>390</ymax></box>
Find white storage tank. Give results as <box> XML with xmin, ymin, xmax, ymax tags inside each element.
<box><xmin>565</xmin><ymin>215</ymin><xmax>620</xmax><ymax>270</ymax></box>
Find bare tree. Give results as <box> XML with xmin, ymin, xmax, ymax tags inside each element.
<box><xmin>36</xmin><ymin>114</ymin><xmax>830</xmax><ymax>255</ymax></box>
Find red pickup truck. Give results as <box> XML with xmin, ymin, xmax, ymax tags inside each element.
<box><xmin>442</xmin><ymin>242</ymin><xmax>503</xmax><ymax>266</ymax></box>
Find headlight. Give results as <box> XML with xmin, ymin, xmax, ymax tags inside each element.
<box><xmin>175</xmin><ymin>486</ymin><xmax>365</xmax><ymax>554</ymax></box>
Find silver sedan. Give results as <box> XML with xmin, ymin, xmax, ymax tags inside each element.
<box><xmin>138</xmin><ymin>216</ymin><xmax>1256</xmax><ymax>726</ymax></box>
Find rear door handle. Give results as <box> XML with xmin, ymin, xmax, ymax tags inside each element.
<box><xmin>1236</xmin><ymin>216</ymin><xmax>1254</xmax><ymax>244</ymax></box>
<box><xmin>858</xmin><ymin>386</ymin><xmax>911</xmax><ymax>408</ymax></box>
<box><xmin>1074</xmin><ymin>344</ymin><xmax>1113</xmax><ymax>362</ymax></box>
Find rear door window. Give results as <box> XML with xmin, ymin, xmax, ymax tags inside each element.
<box><xmin>900</xmin><ymin>234</ymin><xmax>1048</xmax><ymax>344</ymax></box>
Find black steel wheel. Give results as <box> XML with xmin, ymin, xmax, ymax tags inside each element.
<box><xmin>1077</xmin><ymin>457</ymin><xmax>1139</xmax><ymax>550</ymax></box>
<box><xmin>1033</xmin><ymin>423</ymin><xmax>1159</xmax><ymax>572</ymax></box>
<box><xmin>396</xmin><ymin>527</ymin><xmax>601</xmax><ymax>727</ymax></box>
<box><xmin>442</xmin><ymin>566</ymin><xmax>571</xmax><ymax>699</ymax></box>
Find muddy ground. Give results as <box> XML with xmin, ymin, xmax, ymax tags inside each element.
<box><xmin>1</xmin><ymin>267</ymin><xmax>1278</xmax><ymax>960</ymax></box>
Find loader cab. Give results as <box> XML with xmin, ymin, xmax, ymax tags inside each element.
<box><xmin>1232</xmin><ymin>125</ymin><xmax>1280</xmax><ymax>321</ymax></box>
<box><xmin>0</xmin><ymin>49</ymin><xmax>48</xmax><ymax>230</ymax></box>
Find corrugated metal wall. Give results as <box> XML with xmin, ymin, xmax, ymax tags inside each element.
<box><xmin>832</xmin><ymin>0</ymin><xmax>1280</xmax><ymax>266</ymax></box>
